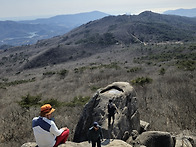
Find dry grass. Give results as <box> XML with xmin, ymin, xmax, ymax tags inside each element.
<box><xmin>0</xmin><ymin>43</ymin><xmax>195</xmax><ymax>146</ymax></box>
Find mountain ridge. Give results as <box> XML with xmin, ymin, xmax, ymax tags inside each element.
<box><xmin>163</xmin><ymin>8</ymin><xmax>196</xmax><ymax>17</ymax></box>
<box><xmin>2</xmin><ymin>11</ymin><xmax>196</xmax><ymax>70</ymax></box>
<box><xmin>0</xmin><ymin>11</ymin><xmax>109</xmax><ymax>46</ymax></box>
<box><xmin>20</xmin><ymin>11</ymin><xmax>109</xmax><ymax>27</ymax></box>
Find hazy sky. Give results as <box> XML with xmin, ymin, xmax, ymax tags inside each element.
<box><xmin>0</xmin><ymin>0</ymin><xmax>196</xmax><ymax>20</ymax></box>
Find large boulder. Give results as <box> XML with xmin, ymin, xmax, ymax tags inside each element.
<box><xmin>175</xmin><ymin>137</ymin><xmax>193</xmax><ymax>147</ymax></box>
<box><xmin>135</xmin><ymin>131</ymin><xmax>175</xmax><ymax>147</ymax></box>
<box><xmin>175</xmin><ymin>134</ymin><xmax>196</xmax><ymax>147</ymax></box>
<box><xmin>73</xmin><ymin>82</ymin><xmax>140</xmax><ymax>142</ymax></box>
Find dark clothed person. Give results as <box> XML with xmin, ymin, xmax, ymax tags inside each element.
<box><xmin>107</xmin><ymin>99</ymin><xmax>118</xmax><ymax>126</ymax></box>
<box><xmin>88</xmin><ymin>122</ymin><xmax>103</xmax><ymax>147</ymax></box>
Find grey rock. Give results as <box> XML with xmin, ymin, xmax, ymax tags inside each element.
<box><xmin>21</xmin><ymin>142</ymin><xmax>37</xmax><ymax>147</ymax></box>
<box><xmin>126</xmin><ymin>130</ymin><xmax>139</xmax><ymax>145</ymax></box>
<box><xmin>135</xmin><ymin>131</ymin><xmax>174</xmax><ymax>147</ymax></box>
<box><xmin>73</xmin><ymin>82</ymin><xmax>140</xmax><ymax>142</ymax></box>
<box><xmin>175</xmin><ymin>137</ymin><xmax>193</xmax><ymax>147</ymax></box>
<box><xmin>21</xmin><ymin>140</ymin><xmax>133</xmax><ymax>147</ymax></box>
<box><xmin>122</xmin><ymin>131</ymin><xmax>130</xmax><ymax>141</ymax></box>
<box><xmin>140</xmin><ymin>120</ymin><xmax>150</xmax><ymax>133</ymax></box>
<box><xmin>175</xmin><ymin>135</ymin><xmax>196</xmax><ymax>147</ymax></box>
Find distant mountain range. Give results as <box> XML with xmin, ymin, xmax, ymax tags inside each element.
<box><xmin>1</xmin><ymin>9</ymin><xmax>196</xmax><ymax>47</ymax></box>
<box><xmin>0</xmin><ymin>11</ymin><xmax>109</xmax><ymax>46</ymax></box>
<box><xmin>17</xmin><ymin>11</ymin><xmax>196</xmax><ymax>69</ymax></box>
<box><xmin>163</xmin><ymin>8</ymin><xmax>196</xmax><ymax>17</ymax></box>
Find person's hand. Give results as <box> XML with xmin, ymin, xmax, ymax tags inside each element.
<box><xmin>62</xmin><ymin>127</ymin><xmax>68</xmax><ymax>131</ymax></box>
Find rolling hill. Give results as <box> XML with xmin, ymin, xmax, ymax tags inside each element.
<box><xmin>20</xmin><ymin>11</ymin><xmax>109</xmax><ymax>28</ymax></box>
<box><xmin>164</xmin><ymin>8</ymin><xmax>196</xmax><ymax>17</ymax></box>
<box><xmin>11</xmin><ymin>11</ymin><xmax>196</xmax><ymax>69</ymax></box>
<box><xmin>0</xmin><ymin>11</ymin><xmax>109</xmax><ymax>46</ymax></box>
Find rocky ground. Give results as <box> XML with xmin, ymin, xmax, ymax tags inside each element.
<box><xmin>22</xmin><ymin>139</ymin><xmax>133</xmax><ymax>147</ymax></box>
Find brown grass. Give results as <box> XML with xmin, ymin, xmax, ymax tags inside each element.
<box><xmin>0</xmin><ymin>43</ymin><xmax>195</xmax><ymax>146</ymax></box>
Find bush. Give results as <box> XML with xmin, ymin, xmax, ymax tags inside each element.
<box><xmin>41</xmin><ymin>99</ymin><xmax>62</xmax><ymax>108</ymax></box>
<box><xmin>64</xmin><ymin>96</ymin><xmax>90</xmax><ymax>107</ymax></box>
<box><xmin>18</xmin><ymin>94</ymin><xmax>41</xmax><ymax>109</ymax></box>
<box><xmin>176</xmin><ymin>60</ymin><xmax>196</xmax><ymax>71</ymax></box>
<box><xmin>131</xmin><ymin>77</ymin><xmax>153</xmax><ymax>86</ymax></box>
<box><xmin>0</xmin><ymin>78</ymin><xmax>36</xmax><ymax>89</ymax></box>
<box><xmin>127</xmin><ymin>67</ymin><xmax>142</xmax><ymax>73</ymax></box>
<box><xmin>43</xmin><ymin>71</ymin><xmax>56</xmax><ymax>76</ymax></box>
<box><xmin>18</xmin><ymin>94</ymin><xmax>62</xmax><ymax>109</ymax></box>
<box><xmin>57</xmin><ymin>69</ymin><xmax>68</xmax><ymax>77</ymax></box>
<box><xmin>18</xmin><ymin>94</ymin><xmax>90</xmax><ymax>109</ymax></box>
<box><xmin>159</xmin><ymin>67</ymin><xmax>166</xmax><ymax>75</ymax></box>
<box><xmin>90</xmin><ymin>86</ymin><xmax>101</xmax><ymax>91</ymax></box>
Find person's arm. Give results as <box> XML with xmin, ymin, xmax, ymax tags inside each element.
<box><xmin>88</xmin><ymin>128</ymin><xmax>92</xmax><ymax>143</ymax></box>
<box><xmin>114</xmin><ymin>104</ymin><xmax>119</xmax><ymax>114</ymax></box>
<box><xmin>107</xmin><ymin>104</ymin><xmax>110</xmax><ymax>113</ymax></box>
<box><xmin>99</xmin><ymin>127</ymin><xmax>103</xmax><ymax>141</ymax></box>
<box><xmin>50</xmin><ymin>121</ymin><xmax>64</xmax><ymax>136</ymax></box>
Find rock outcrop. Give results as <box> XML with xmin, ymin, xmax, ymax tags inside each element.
<box><xmin>21</xmin><ymin>139</ymin><xmax>133</xmax><ymax>147</ymax></box>
<box><xmin>21</xmin><ymin>134</ymin><xmax>196</xmax><ymax>147</ymax></box>
<box><xmin>73</xmin><ymin>82</ymin><xmax>140</xmax><ymax>142</ymax></box>
<box><xmin>135</xmin><ymin>131</ymin><xmax>175</xmax><ymax>147</ymax></box>
<box><xmin>174</xmin><ymin>133</ymin><xmax>196</xmax><ymax>147</ymax></box>
<box><xmin>125</xmin><ymin>130</ymin><xmax>196</xmax><ymax>147</ymax></box>
<box><xmin>21</xmin><ymin>82</ymin><xmax>196</xmax><ymax>147</ymax></box>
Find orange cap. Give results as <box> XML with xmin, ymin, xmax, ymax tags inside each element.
<box><xmin>41</xmin><ymin>104</ymin><xmax>55</xmax><ymax>115</ymax></box>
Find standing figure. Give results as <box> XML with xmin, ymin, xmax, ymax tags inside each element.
<box><xmin>88</xmin><ymin>122</ymin><xmax>103</xmax><ymax>147</ymax></box>
<box><xmin>32</xmin><ymin>104</ymin><xmax>69</xmax><ymax>147</ymax></box>
<box><xmin>107</xmin><ymin>99</ymin><xmax>118</xmax><ymax>126</ymax></box>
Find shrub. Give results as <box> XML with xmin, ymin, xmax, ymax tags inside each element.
<box><xmin>18</xmin><ymin>94</ymin><xmax>91</xmax><ymax>109</ymax></box>
<box><xmin>101</xmin><ymin>62</ymin><xmax>120</xmax><ymax>70</ymax></box>
<box><xmin>176</xmin><ymin>60</ymin><xmax>196</xmax><ymax>71</ymax></box>
<box><xmin>159</xmin><ymin>67</ymin><xmax>166</xmax><ymax>75</ymax></box>
<box><xmin>41</xmin><ymin>99</ymin><xmax>62</xmax><ymax>108</ymax></box>
<box><xmin>0</xmin><ymin>78</ymin><xmax>36</xmax><ymax>89</ymax></box>
<box><xmin>18</xmin><ymin>94</ymin><xmax>41</xmax><ymax>109</ymax></box>
<box><xmin>57</xmin><ymin>69</ymin><xmax>68</xmax><ymax>77</ymax></box>
<box><xmin>18</xmin><ymin>94</ymin><xmax>63</xmax><ymax>109</ymax></box>
<box><xmin>127</xmin><ymin>67</ymin><xmax>142</xmax><ymax>73</ymax></box>
<box><xmin>90</xmin><ymin>86</ymin><xmax>101</xmax><ymax>91</ymax></box>
<box><xmin>64</xmin><ymin>96</ymin><xmax>90</xmax><ymax>107</ymax></box>
<box><xmin>189</xmin><ymin>44</ymin><xmax>196</xmax><ymax>51</ymax></box>
<box><xmin>43</xmin><ymin>71</ymin><xmax>56</xmax><ymax>76</ymax></box>
<box><xmin>131</xmin><ymin>77</ymin><xmax>153</xmax><ymax>86</ymax></box>
<box><xmin>74</xmin><ymin>62</ymin><xmax>120</xmax><ymax>73</ymax></box>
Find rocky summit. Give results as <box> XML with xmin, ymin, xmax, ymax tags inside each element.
<box><xmin>73</xmin><ymin>82</ymin><xmax>140</xmax><ymax>142</ymax></box>
<box><xmin>21</xmin><ymin>82</ymin><xmax>196</xmax><ymax>147</ymax></box>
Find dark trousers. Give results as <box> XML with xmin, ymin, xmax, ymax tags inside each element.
<box><xmin>92</xmin><ymin>139</ymin><xmax>101</xmax><ymax>147</ymax></box>
<box><xmin>108</xmin><ymin>114</ymin><xmax>115</xmax><ymax>126</ymax></box>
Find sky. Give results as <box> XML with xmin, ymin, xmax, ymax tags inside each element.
<box><xmin>0</xmin><ymin>0</ymin><xmax>196</xmax><ymax>20</ymax></box>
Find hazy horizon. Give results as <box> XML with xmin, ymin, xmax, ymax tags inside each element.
<box><xmin>0</xmin><ymin>0</ymin><xmax>196</xmax><ymax>21</ymax></box>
